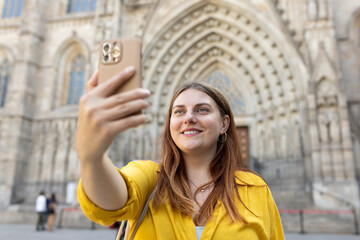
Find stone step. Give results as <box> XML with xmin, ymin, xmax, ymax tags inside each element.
<box><xmin>279</xmin><ymin>208</ymin><xmax>358</xmax><ymax>234</ymax></box>
<box><xmin>271</xmin><ymin>190</ymin><xmax>358</xmax><ymax>234</ymax></box>
<box><xmin>272</xmin><ymin>191</ymin><xmax>314</xmax><ymax>210</ymax></box>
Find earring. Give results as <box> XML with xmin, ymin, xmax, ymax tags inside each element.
<box><xmin>219</xmin><ymin>132</ymin><xmax>227</xmax><ymax>144</ymax></box>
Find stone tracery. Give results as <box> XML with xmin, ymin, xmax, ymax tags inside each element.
<box><xmin>144</xmin><ymin>5</ymin><xmax>301</xmax><ymax>105</ymax></box>
<box><xmin>141</xmin><ymin>2</ymin><xmax>305</xmax><ymax>167</ymax></box>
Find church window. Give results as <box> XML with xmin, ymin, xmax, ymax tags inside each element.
<box><xmin>2</xmin><ymin>0</ymin><xmax>24</xmax><ymax>18</ymax></box>
<box><xmin>67</xmin><ymin>0</ymin><xmax>97</xmax><ymax>13</ymax></box>
<box><xmin>0</xmin><ymin>59</ymin><xmax>10</xmax><ymax>108</ymax></box>
<box><xmin>66</xmin><ymin>54</ymin><xmax>85</xmax><ymax>105</ymax></box>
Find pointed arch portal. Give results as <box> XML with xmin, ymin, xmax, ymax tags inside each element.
<box><xmin>140</xmin><ymin>0</ymin><xmax>309</xmax><ymax>190</ymax></box>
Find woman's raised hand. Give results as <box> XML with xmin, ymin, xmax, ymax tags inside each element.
<box><xmin>76</xmin><ymin>66</ymin><xmax>150</xmax><ymax>164</ymax></box>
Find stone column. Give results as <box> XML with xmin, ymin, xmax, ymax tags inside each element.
<box><xmin>0</xmin><ymin>0</ymin><xmax>46</xmax><ymax>205</ymax></box>
<box><xmin>304</xmin><ymin>0</ymin><xmax>360</xmax><ymax>209</ymax></box>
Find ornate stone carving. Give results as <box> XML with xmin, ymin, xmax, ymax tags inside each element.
<box><xmin>143</xmin><ymin>2</ymin><xmax>297</xmax><ymax>123</ymax></box>
<box><xmin>206</xmin><ymin>71</ymin><xmax>246</xmax><ymax>115</ymax></box>
<box><xmin>123</xmin><ymin>0</ymin><xmax>156</xmax><ymax>7</ymax></box>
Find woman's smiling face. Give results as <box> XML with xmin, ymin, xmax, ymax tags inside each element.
<box><xmin>170</xmin><ymin>88</ymin><xmax>229</xmax><ymax>156</ymax></box>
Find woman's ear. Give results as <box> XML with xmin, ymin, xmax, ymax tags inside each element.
<box><xmin>221</xmin><ymin>115</ymin><xmax>230</xmax><ymax>134</ymax></box>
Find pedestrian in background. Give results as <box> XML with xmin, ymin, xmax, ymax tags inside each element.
<box><xmin>46</xmin><ymin>193</ymin><xmax>57</xmax><ymax>231</ymax></box>
<box><xmin>35</xmin><ymin>191</ymin><xmax>47</xmax><ymax>231</ymax></box>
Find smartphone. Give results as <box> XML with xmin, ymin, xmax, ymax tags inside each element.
<box><xmin>98</xmin><ymin>36</ymin><xmax>142</xmax><ymax>95</ymax></box>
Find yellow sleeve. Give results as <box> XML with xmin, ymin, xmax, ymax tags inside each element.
<box><xmin>77</xmin><ymin>160</ymin><xmax>159</xmax><ymax>226</ymax></box>
<box><xmin>266</xmin><ymin>186</ymin><xmax>285</xmax><ymax>240</ymax></box>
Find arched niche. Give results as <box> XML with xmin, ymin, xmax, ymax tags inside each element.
<box><xmin>52</xmin><ymin>37</ymin><xmax>91</xmax><ymax>110</ymax></box>
<box><xmin>142</xmin><ymin>1</ymin><xmax>307</xmax><ymax>114</ymax></box>
<box><xmin>0</xmin><ymin>45</ymin><xmax>15</xmax><ymax>108</ymax></box>
<box><xmin>139</xmin><ymin>0</ymin><xmax>309</xmax><ymax>161</ymax></box>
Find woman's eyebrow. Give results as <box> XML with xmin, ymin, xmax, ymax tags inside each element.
<box><xmin>172</xmin><ymin>103</ymin><xmax>212</xmax><ymax>109</ymax></box>
<box><xmin>172</xmin><ymin>104</ymin><xmax>185</xmax><ymax>109</ymax></box>
<box><xmin>195</xmin><ymin>103</ymin><xmax>211</xmax><ymax>108</ymax></box>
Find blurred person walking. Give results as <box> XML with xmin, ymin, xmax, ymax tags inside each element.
<box><xmin>46</xmin><ymin>193</ymin><xmax>58</xmax><ymax>231</ymax></box>
<box><xmin>35</xmin><ymin>191</ymin><xmax>47</xmax><ymax>231</ymax></box>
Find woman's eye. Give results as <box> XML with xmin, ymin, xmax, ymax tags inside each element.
<box><xmin>174</xmin><ymin>109</ymin><xmax>184</xmax><ymax>114</ymax></box>
<box><xmin>198</xmin><ymin>108</ymin><xmax>209</xmax><ymax>113</ymax></box>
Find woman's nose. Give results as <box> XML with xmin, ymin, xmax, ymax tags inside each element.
<box><xmin>184</xmin><ymin>111</ymin><xmax>196</xmax><ymax>124</ymax></box>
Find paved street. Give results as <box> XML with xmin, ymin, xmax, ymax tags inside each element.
<box><xmin>285</xmin><ymin>233</ymin><xmax>359</xmax><ymax>240</ymax></box>
<box><xmin>0</xmin><ymin>224</ymin><xmax>359</xmax><ymax>239</ymax></box>
<box><xmin>0</xmin><ymin>224</ymin><xmax>115</xmax><ymax>240</ymax></box>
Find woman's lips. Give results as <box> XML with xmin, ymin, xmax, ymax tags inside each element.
<box><xmin>181</xmin><ymin>129</ymin><xmax>202</xmax><ymax>136</ymax></box>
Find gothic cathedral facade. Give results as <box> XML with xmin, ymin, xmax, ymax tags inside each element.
<box><xmin>0</xmin><ymin>0</ymin><xmax>360</xmax><ymax>219</ymax></box>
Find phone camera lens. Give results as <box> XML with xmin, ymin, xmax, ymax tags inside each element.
<box><xmin>112</xmin><ymin>46</ymin><xmax>121</xmax><ymax>58</ymax></box>
<box><xmin>103</xmin><ymin>54</ymin><xmax>109</xmax><ymax>62</ymax></box>
<box><xmin>103</xmin><ymin>43</ymin><xmax>110</xmax><ymax>52</ymax></box>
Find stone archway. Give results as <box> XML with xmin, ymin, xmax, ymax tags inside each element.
<box><xmin>140</xmin><ymin>0</ymin><xmax>309</xmax><ymax>189</ymax></box>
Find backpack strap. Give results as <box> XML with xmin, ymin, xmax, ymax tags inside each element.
<box><xmin>115</xmin><ymin>186</ymin><xmax>157</xmax><ymax>240</ymax></box>
<box><xmin>116</xmin><ymin>221</ymin><xmax>126</xmax><ymax>240</ymax></box>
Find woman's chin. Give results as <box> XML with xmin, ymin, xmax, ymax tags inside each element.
<box><xmin>179</xmin><ymin>143</ymin><xmax>212</xmax><ymax>155</ymax></box>
<box><xmin>178</xmin><ymin>144</ymin><xmax>201</xmax><ymax>153</ymax></box>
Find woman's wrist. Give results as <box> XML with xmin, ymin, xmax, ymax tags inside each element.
<box><xmin>79</xmin><ymin>153</ymin><xmax>107</xmax><ymax>170</ymax></box>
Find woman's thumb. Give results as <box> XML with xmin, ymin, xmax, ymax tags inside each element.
<box><xmin>87</xmin><ymin>70</ymin><xmax>99</xmax><ymax>92</ymax></box>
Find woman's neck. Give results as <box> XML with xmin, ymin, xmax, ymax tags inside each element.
<box><xmin>183</xmin><ymin>153</ymin><xmax>213</xmax><ymax>185</ymax></box>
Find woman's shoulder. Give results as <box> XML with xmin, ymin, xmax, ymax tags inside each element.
<box><xmin>121</xmin><ymin>160</ymin><xmax>160</xmax><ymax>175</ymax></box>
<box><xmin>127</xmin><ymin>160</ymin><xmax>159</xmax><ymax>168</ymax></box>
<box><xmin>235</xmin><ymin>170</ymin><xmax>267</xmax><ymax>186</ymax></box>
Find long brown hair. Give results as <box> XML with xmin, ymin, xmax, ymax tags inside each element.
<box><xmin>153</xmin><ymin>81</ymin><xmax>250</xmax><ymax>225</ymax></box>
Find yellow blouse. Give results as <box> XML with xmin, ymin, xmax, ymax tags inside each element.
<box><xmin>78</xmin><ymin>160</ymin><xmax>285</xmax><ymax>240</ymax></box>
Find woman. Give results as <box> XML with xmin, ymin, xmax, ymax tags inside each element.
<box><xmin>77</xmin><ymin>67</ymin><xmax>285</xmax><ymax>239</ymax></box>
<box><xmin>47</xmin><ymin>193</ymin><xmax>57</xmax><ymax>231</ymax></box>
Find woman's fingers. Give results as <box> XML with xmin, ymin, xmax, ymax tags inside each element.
<box><xmin>76</xmin><ymin>67</ymin><xmax>150</xmax><ymax>163</ymax></box>
<box><xmin>92</xmin><ymin>66</ymin><xmax>135</xmax><ymax>97</ymax></box>
<box><xmin>101</xmin><ymin>88</ymin><xmax>150</xmax><ymax>109</ymax></box>
<box><xmin>101</xmin><ymin>99</ymin><xmax>150</xmax><ymax>121</ymax></box>
<box><xmin>108</xmin><ymin>114</ymin><xmax>149</xmax><ymax>134</ymax></box>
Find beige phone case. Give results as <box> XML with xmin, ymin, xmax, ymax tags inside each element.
<box><xmin>98</xmin><ymin>37</ymin><xmax>142</xmax><ymax>94</ymax></box>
